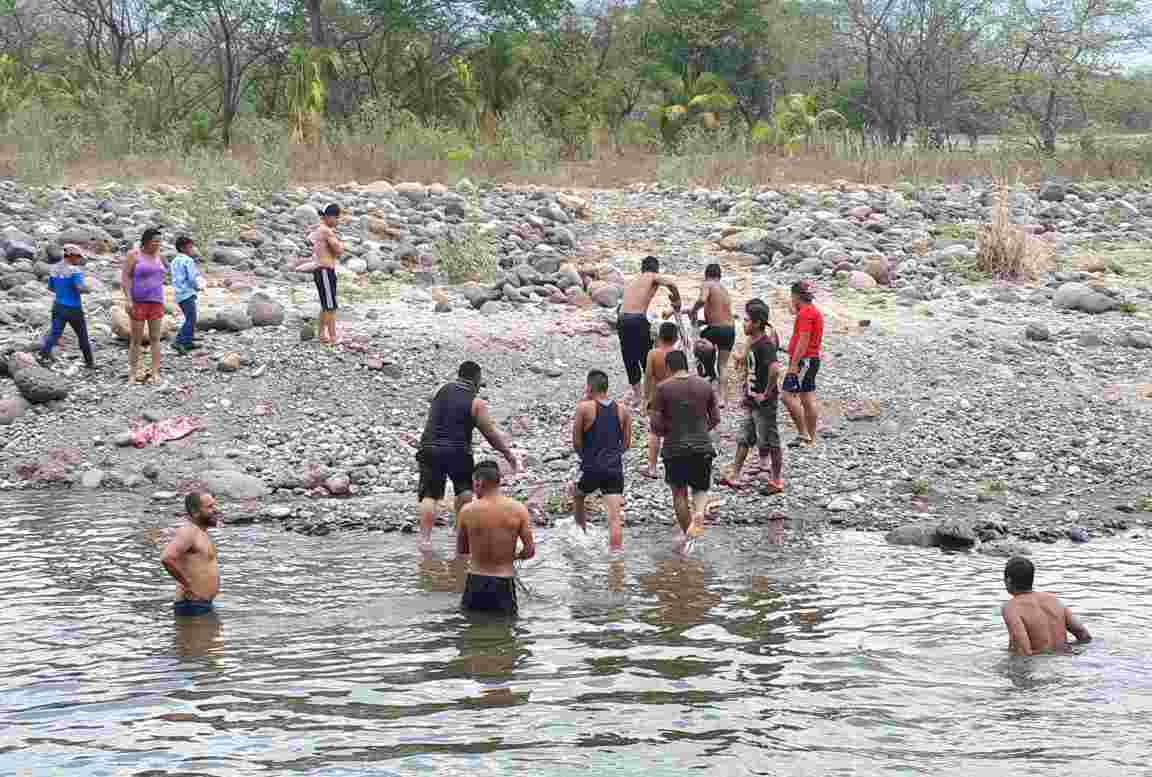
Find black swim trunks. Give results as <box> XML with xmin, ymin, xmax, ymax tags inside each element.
<box><xmin>782</xmin><ymin>357</ymin><xmax>821</xmax><ymax>394</ymax></box>
<box><xmin>701</xmin><ymin>324</ymin><xmax>736</xmax><ymax>353</ymax></box>
<box><xmin>314</xmin><ymin>267</ymin><xmax>338</xmax><ymax>311</ymax></box>
<box><xmin>416</xmin><ymin>449</ymin><xmax>475</xmax><ymax>501</ymax></box>
<box><xmin>663</xmin><ymin>453</ymin><xmax>714</xmax><ymax>491</ymax></box>
<box><xmin>617</xmin><ymin>312</ymin><xmax>653</xmax><ymax>387</ymax></box>
<box><xmin>173</xmin><ymin>599</ymin><xmax>214</xmax><ymax>617</ymax></box>
<box><xmin>461</xmin><ymin>573</ymin><xmax>518</xmax><ymax>615</ymax></box>
<box><xmin>576</xmin><ymin>470</ymin><xmax>625</xmax><ymax>496</ymax></box>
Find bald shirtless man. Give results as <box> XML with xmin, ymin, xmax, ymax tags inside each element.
<box><xmin>1001</xmin><ymin>556</ymin><xmax>1092</xmax><ymax>655</ymax></box>
<box><xmin>690</xmin><ymin>263</ymin><xmax>735</xmax><ymax>406</ymax></box>
<box><xmin>456</xmin><ymin>460</ymin><xmax>535</xmax><ymax>616</ymax></box>
<box><xmin>618</xmin><ymin>255</ymin><xmax>682</xmax><ymax>406</ymax></box>
<box><xmin>161</xmin><ymin>492</ymin><xmax>221</xmax><ymax>617</ymax></box>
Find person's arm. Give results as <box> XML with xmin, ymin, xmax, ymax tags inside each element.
<box><xmin>650</xmin><ymin>386</ymin><xmax>668</xmax><ymax>437</ymax></box>
<box><xmin>456</xmin><ymin>509</ymin><xmax>471</xmax><ymax>557</ymax></box>
<box><xmin>749</xmin><ymin>343</ymin><xmax>770</xmax><ymax>403</ymax></box>
<box><xmin>620</xmin><ymin>404</ymin><xmax>633</xmax><ymax>450</ymax></box>
<box><xmin>74</xmin><ymin>271</ymin><xmax>89</xmax><ymax>294</ymax></box>
<box><xmin>643</xmin><ymin>352</ymin><xmax>656</xmax><ymax>410</ymax></box>
<box><xmin>788</xmin><ymin>313</ymin><xmax>811</xmax><ymax>372</ymax></box>
<box><xmin>474</xmin><ymin>398</ymin><xmax>520</xmax><ymax>473</ymax></box>
<box><xmin>121</xmin><ymin>252</ymin><xmax>137</xmax><ymax>310</ymax></box>
<box><xmin>1002</xmin><ymin>604</ymin><xmax>1033</xmax><ymax>656</ymax></box>
<box><xmin>516</xmin><ymin>507</ymin><xmax>535</xmax><ymax>561</ymax></box>
<box><xmin>1066</xmin><ymin>607</ymin><xmax>1092</xmax><ymax>644</ymax></box>
<box><xmin>690</xmin><ymin>285</ymin><xmax>708</xmax><ymax>322</ymax></box>
<box><xmin>160</xmin><ymin>529</ymin><xmax>200</xmax><ymax>598</ymax></box>
<box><xmin>572</xmin><ymin>403</ymin><xmax>586</xmax><ymax>455</ymax></box>
<box><xmin>657</xmin><ymin>274</ymin><xmax>682</xmax><ymax>310</ymax></box>
<box><xmin>326</xmin><ymin>228</ymin><xmax>345</xmax><ymax>257</ymax></box>
<box><xmin>705</xmin><ymin>384</ymin><xmax>719</xmax><ymax>431</ymax></box>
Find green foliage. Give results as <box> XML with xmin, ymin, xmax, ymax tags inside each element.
<box><xmin>0</xmin><ymin>101</ymin><xmax>82</xmax><ymax>185</ymax></box>
<box><xmin>652</xmin><ymin>69</ymin><xmax>736</xmax><ymax>149</ymax></box>
<box><xmin>433</xmin><ymin>225</ymin><xmax>498</xmax><ymax>284</ymax></box>
<box><xmin>287</xmin><ymin>47</ymin><xmax>340</xmax><ymax>144</ymax></box>
<box><xmin>751</xmin><ymin>93</ymin><xmax>845</xmax><ymax>151</ymax></box>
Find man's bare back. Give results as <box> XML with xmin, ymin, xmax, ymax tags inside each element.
<box><xmin>621</xmin><ymin>273</ymin><xmax>681</xmax><ymax>315</ymax></box>
<box><xmin>698</xmin><ymin>281</ymin><xmax>733</xmax><ymax>327</ymax></box>
<box><xmin>162</xmin><ymin>524</ymin><xmax>219</xmax><ymax>602</ymax></box>
<box><xmin>1001</xmin><ymin>592</ymin><xmax>1090</xmax><ymax>655</ymax></box>
<box><xmin>457</xmin><ymin>494</ymin><xmax>534</xmax><ymax>577</ymax></box>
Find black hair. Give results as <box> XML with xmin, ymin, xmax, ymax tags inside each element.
<box><xmin>175</xmin><ymin>235</ymin><xmax>194</xmax><ymax>253</ymax></box>
<box><xmin>587</xmin><ymin>369</ymin><xmax>609</xmax><ymax>395</ymax></box>
<box><xmin>641</xmin><ymin>255</ymin><xmax>659</xmax><ymax>273</ymax></box>
<box><xmin>1004</xmin><ymin>557</ymin><xmax>1035</xmax><ymax>592</ymax></box>
<box><xmin>658</xmin><ymin>321</ymin><xmax>679</xmax><ymax>343</ymax></box>
<box><xmin>745</xmin><ymin>297</ymin><xmax>767</xmax><ymax>314</ymax></box>
<box><xmin>458</xmin><ymin>361</ymin><xmax>482</xmax><ymax>383</ymax></box>
<box><xmin>141</xmin><ymin>227</ymin><xmax>162</xmax><ymax>246</ymax></box>
<box><xmin>185</xmin><ymin>492</ymin><xmax>203</xmax><ymax>516</ymax></box>
<box><xmin>705</xmin><ymin>263</ymin><xmax>721</xmax><ymax>280</ymax></box>
<box><xmin>665</xmin><ymin>349</ymin><xmax>688</xmax><ymax>373</ymax></box>
<box><xmin>473</xmin><ymin>459</ymin><xmax>502</xmax><ymax>484</ymax></box>
<box><xmin>322</xmin><ymin>203</ymin><xmax>341</xmax><ymax>218</ymax></box>
<box><xmin>747</xmin><ymin>304</ymin><xmax>770</xmax><ymax>325</ymax></box>
<box><xmin>791</xmin><ymin>281</ymin><xmax>815</xmax><ymax>303</ymax></box>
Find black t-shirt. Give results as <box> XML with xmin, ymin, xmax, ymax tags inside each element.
<box><xmin>744</xmin><ymin>336</ymin><xmax>778</xmax><ymax>407</ymax></box>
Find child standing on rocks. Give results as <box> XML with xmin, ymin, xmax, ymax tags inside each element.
<box><xmin>170</xmin><ymin>236</ymin><xmax>204</xmax><ymax>355</ymax></box>
<box><xmin>40</xmin><ymin>244</ymin><xmax>95</xmax><ymax>369</ymax></box>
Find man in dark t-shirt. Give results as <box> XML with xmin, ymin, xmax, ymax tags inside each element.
<box><xmin>650</xmin><ymin>350</ymin><xmax>719</xmax><ymax>539</ymax></box>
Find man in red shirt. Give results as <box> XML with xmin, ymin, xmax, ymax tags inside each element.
<box><xmin>781</xmin><ymin>281</ymin><xmax>824</xmax><ymax>447</ymax></box>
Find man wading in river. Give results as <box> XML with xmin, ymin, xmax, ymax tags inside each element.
<box><xmin>690</xmin><ymin>263</ymin><xmax>736</xmax><ymax>407</ymax></box>
<box><xmin>572</xmin><ymin>369</ymin><xmax>632</xmax><ymax>550</ymax></box>
<box><xmin>618</xmin><ymin>255</ymin><xmax>682</xmax><ymax>407</ymax></box>
<box><xmin>161</xmin><ymin>492</ymin><xmax>221</xmax><ymax>617</ymax></box>
<box><xmin>1001</xmin><ymin>556</ymin><xmax>1092</xmax><ymax>655</ymax></box>
<box><xmin>456</xmin><ymin>461</ymin><xmax>535</xmax><ymax>616</ymax></box>
<box><xmin>417</xmin><ymin>361</ymin><xmax>520</xmax><ymax>549</ymax></box>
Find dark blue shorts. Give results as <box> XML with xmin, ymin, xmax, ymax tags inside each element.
<box><xmin>173</xmin><ymin>599</ymin><xmax>214</xmax><ymax>617</ymax></box>
<box><xmin>461</xmin><ymin>573</ymin><xmax>517</xmax><ymax>616</ymax></box>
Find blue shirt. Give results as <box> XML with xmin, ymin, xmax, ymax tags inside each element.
<box><xmin>170</xmin><ymin>253</ymin><xmax>202</xmax><ymax>303</ymax></box>
<box><xmin>48</xmin><ymin>267</ymin><xmax>84</xmax><ymax>308</ymax></box>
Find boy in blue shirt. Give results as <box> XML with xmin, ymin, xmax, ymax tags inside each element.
<box><xmin>40</xmin><ymin>244</ymin><xmax>95</xmax><ymax>369</ymax></box>
<box><xmin>170</xmin><ymin>235</ymin><xmax>205</xmax><ymax>354</ymax></box>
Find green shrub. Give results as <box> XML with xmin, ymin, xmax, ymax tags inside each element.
<box><xmin>433</xmin><ymin>225</ymin><xmax>497</xmax><ymax>284</ymax></box>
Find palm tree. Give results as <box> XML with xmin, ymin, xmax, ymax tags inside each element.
<box><xmin>752</xmin><ymin>93</ymin><xmax>845</xmax><ymax>153</ymax></box>
<box><xmin>286</xmin><ymin>47</ymin><xmax>341</xmax><ymax>144</ymax></box>
<box><xmin>651</xmin><ymin>69</ymin><xmax>736</xmax><ymax>149</ymax></box>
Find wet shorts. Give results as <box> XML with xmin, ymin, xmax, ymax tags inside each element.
<box><xmin>314</xmin><ymin>267</ymin><xmax>338</xmax><ymax>311</ymax></box>
<box><xmin>576</xmin><ymin>470</ymin><xmax>624</xmax><ymax>496</ymax></box>
<box><xmin>663</xmin><ymin>453</ymin><xmax>714</xmax><ymax>491</ymax></box>
<box><xmin>173</xmin><ymin>599</ymin><xmax>214</xmax><ymax>617</ymax></box>
<box><xmin>701</xmin><ymin>325</ymin><xmax>736</xmax><ymax>353</ymax></box>
<box><xmin>740</xmin><ymin>402</ymin><xmax>780</xmax><ymax>452</ymax></box>
<box><xmin>461</xmin><ymin>573</ymin><xmax>518</xmax><ymax>615</ymax></box>
<box><xmin>130</xmin><ymin>302</ymin><xmax>165</xmax><ymax>322</ymax></box>
<box><xmin>417</xmin><ymin>449</ymin><xmax>474</xmax><ymax>501</ymax></box>
<box><xmin>782</xmin><ymin>357</ymin><xmax>820</xmax><ymax>394</ymax></box>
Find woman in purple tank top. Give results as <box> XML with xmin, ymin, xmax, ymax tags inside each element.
<box><xmin>121</xmin><ymin>227</ymin><xmax>168</xmax><ymax>384</ymax></box>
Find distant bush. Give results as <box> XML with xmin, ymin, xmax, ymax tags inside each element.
<box><xmin>434</xmin><ymin>225</ymin><xmax>497</xmax><ymax>284</ymax></box>
<box><xmin>975</xmin><ymin>199</ymin><xmax>1052</xmax><ymax>279</ymax></box>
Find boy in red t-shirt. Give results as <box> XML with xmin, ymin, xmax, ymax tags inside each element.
<box><xmin>782</xmin><ymin>281</ymin><xmax>824</xmax><ymax>447</ymax></box>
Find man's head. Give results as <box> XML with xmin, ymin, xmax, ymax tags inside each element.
<box><xmin>745</xmin><ymin>297</ymin><xmax>768</xmax><ymax>316</ymax></box>
<box><xmin>472</xmin><ymin>459</ymin><xmax>502</xmax><ymax>496</ymax></box>
<box><xmin>586</xmin><ymin>369</ymin><xmax>609</xmax><ymax>398</ymax></box>
<box><xmin>790</xmin><ymin>280</ymin><xmax>815</xmax><ymax>310</ymax></box>
<box><xmin>175</xmin><ymin>235</ymin><xmax>195</xmax><ymax>256</ymax></box>
<box><xmin>665</xmin><ymin>349</ymin><xmax>688</xmax><ymax>374</ymax></box>
<box><xmin>185</xmin><ymin>491</ymin><xmax>220</xmax><ymax>528</ymax></box>
<box><xmin>321</xmin><ymin>203</ymin><xmax>341</xmax><ymax>227</ymax></box>
<box><xmin>744</xmin><ymin>302</ymin><xmax>770</xmax><ymax>336</ymax></box>
<box><xmin>141</xmin><ymin>227</ymin><xmax>162</xmax><ymax>253</ymax></box>
<box><xmin>658</xmin><ymin>321</ymin><xmax>679</xmax><ymax>345</ymax></box>
<box><xmin>1004</xmin><ymin>556</ymin><xmax>1035</xmax><ymax>594</ymax></box>
<box><xmin>640</xmin><ymin>255</ymin><xmax>660</xmax><ymax>274</ymax></box>
<box><xmin>705</xmin><ymin>263</ymin><xmax>721</xmax><ymax>281</ymax></box>
<box><xmin>458</xmin><ymin>360</ymin><xmax>482</xmax><ymax>388</ymax></box>
<box><xmin>62</xmin><ymin>244</ymin><xmax>85</xmax><ymax>266</ymax></box>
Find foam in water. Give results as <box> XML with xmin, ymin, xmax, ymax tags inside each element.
<box><xmin>553</xmin><ymin>516</ymin><xmax>609</xmax><ymax>552</ymax></box>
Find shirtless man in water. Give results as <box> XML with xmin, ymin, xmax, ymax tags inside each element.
<box><xmin>456</xmin><ymin>461</ymin><xmax>535</xmax><ymax>616</ymax></box>
<box><xmin>690</xmin><ymin>263</ymin><xmax>735</xmax><ymax>406</ymax></box>
<box><xmin>161</xmin><ymin>492</ymin><xmax>221</xmax><ymax>617</ymax></box>
<box><xmin>618</xmin><ymin>255</ymin><xmax>682</xmax><ymax>406</ymax></box>
<box><xmin>1001</xmin><ymin>556</ymin><xmax>1092</xmax><ymax>655</ymax></box>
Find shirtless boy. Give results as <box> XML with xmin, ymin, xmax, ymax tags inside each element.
<box><xmin>161</xmin><ymin>492</ymin><xmax>221</xmax><ymax>617</ymax></box>
<box><xmin>641</xmin><ymin>322</ymin><xmax>679</xmax><ymax>479</ymax></box>
<box><xmin>308</xmin><ymin>203</ymin><xmax>344</xmax><ymax>345</ymax></box>
<box><xmin>618</xmin><ymin>255</ymin><xmax>682</xmax><ymax>406</ymax></box>
<box><xmin>456</xmin><ymin>461</ymin><xmax>536</xmax><ymax>616</ymax></box>
<box><xmin>1001</xmin><ymin>557</ymin><xmax>1092</xmax><ymax>655</ymax></box>
<box><xmin>690</xmin><ymin>263</ymin><xmax>735</xmax><ymax>405</ymax></box>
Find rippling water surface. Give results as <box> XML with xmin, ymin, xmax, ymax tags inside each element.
<box><xmin>1</xmin><ymin>491</ymin><xmax>1149</xmax><ymax>776</ymax></box>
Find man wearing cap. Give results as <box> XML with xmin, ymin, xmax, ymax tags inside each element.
<box><xmin>308</xmin><ymin>204</ymin><xmax>344</xmax><ymax>345</ymax></box>
<box><xmin>39</xmin><ymin>244</ymin><xmax>95</xmax><ymax>369</ymax></box>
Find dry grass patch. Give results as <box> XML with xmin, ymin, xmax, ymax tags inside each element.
<box><xmin>975</xmin><ymin>200</ymin><xmax>1053</xmax><ymax>280</ymax></box>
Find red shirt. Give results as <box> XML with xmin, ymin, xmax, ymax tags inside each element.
<box><xmin>788</xmin><ymin>303</ymin><xmax>824</xmax><ymax>360</ymax></box>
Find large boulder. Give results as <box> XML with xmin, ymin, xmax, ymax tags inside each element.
<box><xmin>555</xmin><ymin>192</ymin><xmax>589</xmax><ymax>217</ymax></box>
<box><xmin>14</xmin><ymin>366</ymin><xmax>70</xmax><ymax>404</ymax></box>
<box><xmin>363</xmin><ymin>180</ymin><xmax>395</xmax><ymax>195</ymax></box>
<box><xmin>847</xmin><ymin>270</ymin><xmax>877</xmax><ymax>290</ymax></box>
<box><xmin>978</xmin><ymin>540</ymin><xmax>1032</xmax><ymax>557</ymax></box>
<box><xmin>0</xmin><ymin>395</ymin><xmax>31</xmax><ymax>425</ymax></box>
<box><xmin>211</xmin><ymin>247</ymin><xmax>249</xmax><ymax>266</ymax></box>
<box><xmin>591</xmin><ymin>284</ymin><xmax>622</xmax><ymax>309</ymax></box>
<box><xmin>247</xmin><ymin>297</ymin><xmax>285</xmax><ymax>327</ymax></box>
<box><xmin>395</xmin><ymin>182</ymin><xmax>428</xmax><ymax>202</ymax></box>
<box><xmin>885</xmin><ymin>523</ymin><xmax>940</xmax><ymax>547</ymax></box>
<box><xmin>862</xmin><ymin>257</ymin><xmax>892</xmax><ymax>286</ymax></box>
<box><xmin>935</xmin><ymin>519</ymin><xmax>977</xmax><ymax>549</ymax></box>
<box><xmin>217</xmin><ymin>306</ymin><xmax>253</xmax><ymax>332</ymax></box>
<box><xmin>461</xmin><ymin>283</ymin><xmax>495</xmax><ymax>310</ymax></box>
<box><xmin>719</xmin><ymin>228</ymin><xmax>770</xmax><ymax>254</ymax></box>
<box><xmin>1052</xmin><ymin>282</ymin><xmax>1119</xmax><ymax>314</ymax></box>
<box><xmin>199</xmin><ymin>469</ymin><xmax>269</xmax><ymax>500</ymax></box>
<box><xmin>795</xmin><ymin>258</ymin><xmax>824</xmax><ymax>275</ymax></box>
<box><xmin>294</xmin><ymin>204</ymin><xmax>320</xmax><ymax>228</ymax></box>
<box><xmin>111</xmin><ymin>307</ymin><xmax>172</xmax><ymax>342</ymax></box>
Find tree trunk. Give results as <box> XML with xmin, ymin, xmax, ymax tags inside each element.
<box><xmin>1041</xmin><ymin>86</ymin><xmax>1058</xmax><ymax>156</ymax></box>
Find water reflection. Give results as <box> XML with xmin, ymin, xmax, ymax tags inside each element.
<box><xmin>172</xmin><ymin>610</ymin><xmax>224</xmax><ymax>659</ymax></box>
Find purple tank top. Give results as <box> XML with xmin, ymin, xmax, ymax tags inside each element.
<box><xmin>131</xmin><ymin>251</ymin><xmax>165</xmax><ymax>304</ymax></box>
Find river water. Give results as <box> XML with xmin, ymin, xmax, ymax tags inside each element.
<box><xmin>1</xmin><ymin>491</ymin><xmax>1148</xmax><ymax>776</ymax></box>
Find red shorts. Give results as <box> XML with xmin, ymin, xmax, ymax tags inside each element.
<box><xmin>130</xmin><ymin>302</ymin><xmax>165</xmax><ymax>322</ymax></box>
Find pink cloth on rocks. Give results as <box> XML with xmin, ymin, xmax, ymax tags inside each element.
<box><xmin>133</xmin><ymin>416</ymin><xmax>205</xmax><ymax>448</ymax></box>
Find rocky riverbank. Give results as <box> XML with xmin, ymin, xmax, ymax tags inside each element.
<box><xmin>2</xmin><ymin>177</ymin><xmax>1151</xmax><ymax>553</ymax></box>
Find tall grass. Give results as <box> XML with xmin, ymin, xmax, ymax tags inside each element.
<box><xmin>975</xmin><ymin>199</ymin><xmax>1052</xmax><ymax>280</ymax></box>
